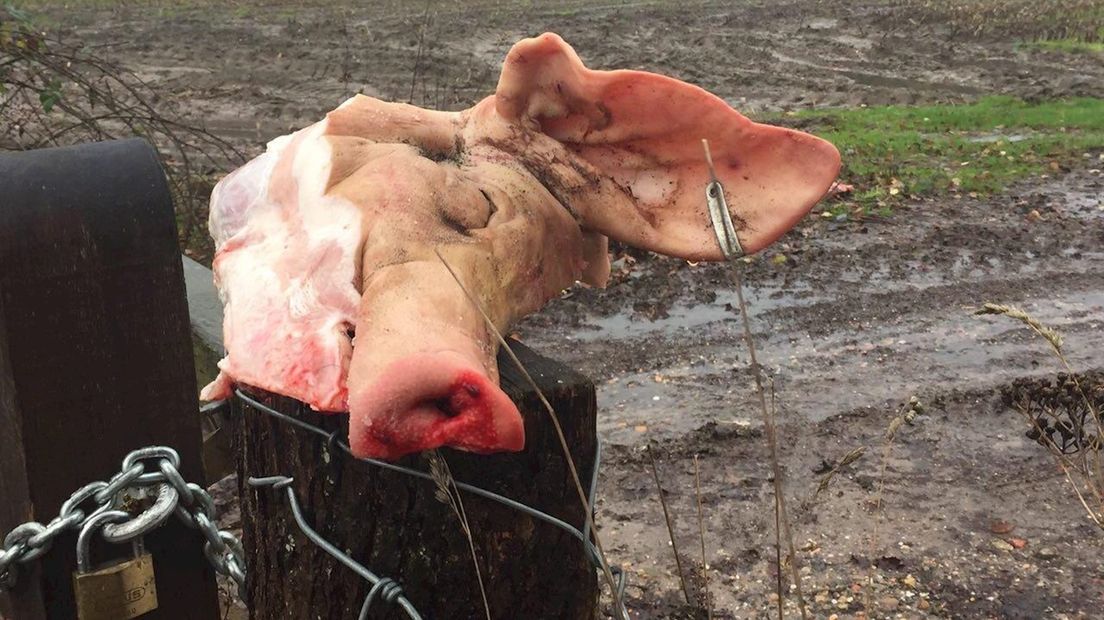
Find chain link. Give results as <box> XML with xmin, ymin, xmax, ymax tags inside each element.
<box><xmin>0</xmin><ymin>446</ymin><xmax>245</xmax><ymax>598</ymax></box>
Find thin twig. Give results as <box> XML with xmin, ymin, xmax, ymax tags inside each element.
<box><xmin>647</xmin><ymin>445</ymin><xmax>692</xmax><ymax>606</ymax></box>
<box><xmin>775</xmin><ymin>489</ymin><xmax>784</xmax><ymax>620</ymax></box>
<box><xmin>434</xmin><ymin>248</ymin><xmax>625</xmax><ymax>617</ymax></box>
<box><xmin>771</xmin><ymin>383</ymin><xmax>784</xmax><ymax>620</ymax></box>
<box><xmin>408</xmin><ymin>0</ymin><xmax>433</xmax><ymax>104</ymax></box>
<box><xmin>428</xmin><ymin>450</ymin><xmax>491</xmax><ymax>620</ymax></box>
<box><xmin>866</xmin><ymin>401</ymin><xmax>916</xmax><ymax>610</ymax></box>
<box><xmin>1</xmin><ymin>10</ymin><xmax>244</xmax><ymax>260</ymax></box>
<box><xmin>693</xmin><ymin>455</ymin><xmax>712</xmax><ymax>620</ymax></box>
<box><xmin>729</xmin><ymin>266</ymin><xmax>809</xmax><ymax>619</ymax></box>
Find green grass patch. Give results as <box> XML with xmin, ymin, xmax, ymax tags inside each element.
<box><xmin>1023</xmin><ymin>38</ymin><xmax>1104</xmax><ymax>53</ymax></box>
<box><xmin>771</xmin><ymin>96</ymin><xmax>1104</xmax><ymax>211</ymax></box>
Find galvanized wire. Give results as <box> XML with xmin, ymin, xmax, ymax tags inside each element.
<box><xmin>234</xmin><ymin>388</ymin><xmax>629</xmax><ymax>612</ymax></box>
<box><xmin>247</xmin><ymin>475</ymin><xmax>423</xmax><ymax>620</ymax></box>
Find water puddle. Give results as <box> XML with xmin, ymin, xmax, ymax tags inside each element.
<box><xmin>967</xmin><ymin>133</ymin><xmax>1030</xmax><ymax>143</ymax></box>
<box><xmin>594</xmin><ymin>288</ymin><xmax>1104</xmax><ymax>445</ymax></box>
<box><xmin>573</xmin><ymin>282</ymin><xmax>826</xmax><ymax>341</ymax></box>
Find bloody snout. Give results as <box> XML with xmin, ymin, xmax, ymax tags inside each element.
<box><xmin>347</xmin><ymin>352</ymin><xmax>524</xmax><ymax>460</ymax></box>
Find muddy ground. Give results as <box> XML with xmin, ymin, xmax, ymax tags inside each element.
<box><xmin>35</xmin><ymin>0</ymin><xmax>1104</xmax><ymax>617</ymax></box>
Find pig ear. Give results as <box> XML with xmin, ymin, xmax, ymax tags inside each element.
<box><xmin>495</xmin><ymin>33</ymin><xmax>841</xmax><ymax>260</ymax></box>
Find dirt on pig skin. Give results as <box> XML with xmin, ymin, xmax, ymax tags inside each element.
<box><xmin>33</xmin><ymin>0</ymin><xmax>1104</xmax><ymax>617</ymax></box>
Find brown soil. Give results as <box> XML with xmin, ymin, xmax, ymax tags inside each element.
<box><xmin>36</xmin><ymin>1</ymin><xmax>1104</xmax><ymax>617</ymax></box>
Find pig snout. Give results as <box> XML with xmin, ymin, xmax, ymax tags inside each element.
<box><xmin>347</xmin><ymin>351</ymin><xmax>524</xmax><ymax>460</ymax></box>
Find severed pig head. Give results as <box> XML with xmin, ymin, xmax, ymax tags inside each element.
<box><xmin>201</xmin><ymin>33</ymin><xmax>840</xmax><ymax>460</ymax></box>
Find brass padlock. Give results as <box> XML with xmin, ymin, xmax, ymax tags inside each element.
<box><xmin>73</xmin><ymin>511</ymin><xmax>159</xmax><ymax>620</ymax></box>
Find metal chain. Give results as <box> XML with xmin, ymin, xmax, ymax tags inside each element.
<box><xmin>0</xmin><ymin>446</ymin><xmax>245</xmax><ymax>598</ymax></box>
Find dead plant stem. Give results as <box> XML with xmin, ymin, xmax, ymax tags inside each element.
<box><xmin>772</xmin><ymin>383</ymin><xmax>784</xmax><ymax>620</ymax></box>
<box><xmin>730</xmin><ymin>266</ymin><xmax>808</xmax><ymax>620</ymax></box>
<box><xmin>430</xmin><ymin>450</ymin><xmax>492</xmax><ymax>620</ymax></box>
<box><xmin>693</xmin><ymin>455</ymin><xmax>712</xmax><ymax>620</ymax></box>
<box><xmin>979</xmin><ymin>303</ymin><xmax>1104</xmax><ymax>525</ymax></box>
<box><xmin>866</xmin><ymin>410</ymin><xmax>897</xmax><ymax>611</ymax></box>
<box><xmin>647</xmin><ymin>445</ymin><xmax>692</xmax><ymax>606</ymax></box>
<box><xmin>435</xmin><ymin>249</ymin><xmax>625</xmax><ymax>617</ymax></box>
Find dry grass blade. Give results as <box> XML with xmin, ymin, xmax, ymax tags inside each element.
<box><xmin>976</xmin><ymin>303</ymin><xmax>1063</xmax><ymax>351</ymax></box>
<box><xmin>693</xmin><ymin>455</ymin><xmax>712</xmax><ymax>620</ymax></box>
<box><xmin>729</xmin><ymin>265</ymin><xmax>809</xmax><ymax>619</ymax></box>
<box><xmin>428</xmin><ymin>449</ymin><xmax>492</xmax><ymax>620</ymax></box>
<box><xmin>434</xmin><ymin>248</ymin><xmax>625</xmax><ymax>617</ymax></box>
<box><xmin>646</xmin><ymin>445</ymin><xmax>692</xmax><ymax>606</ymax></box>
<box><xmin>809</xmin><ymin>447</ymin><xmax>866</xmax><ymax>506</ymax></box>
<box><xmin>865</xmin><ymin>398</ymin><xmax>919</xmax><ymax>610</ymax></box>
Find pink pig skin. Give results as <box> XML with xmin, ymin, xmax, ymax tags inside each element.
<box><xmin>202</xmin><ymin>33</ymin><xmax>841</xmax><ymax>460</ymax></box>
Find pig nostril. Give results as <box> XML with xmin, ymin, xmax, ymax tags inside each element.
<box><xmin>432</xmin><ymin>397</ymin><xmax>462</xmax><ymax>418</ymax></box>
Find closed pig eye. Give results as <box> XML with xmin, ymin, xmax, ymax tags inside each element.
<box><xmin>432</xmin><ymin>182</ymin><xmax>495</xmax><ymax>235</ymax></box>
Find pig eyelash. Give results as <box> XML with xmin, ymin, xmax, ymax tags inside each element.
<box><xmin>439</xmin><ymin>211</ymin><xmax>474</xmax><ymax>237</ymax></box>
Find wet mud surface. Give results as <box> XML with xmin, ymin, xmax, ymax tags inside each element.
<box><xmin>41</xmin><ymin>0</ymin><xmax>1104</xmax><ymax>617</ymax></box>
<box><xmin>55</xmin><ymin>0</ymin><xmax>1104</xmax><ymax>148</ymax></box>
<box><xmin>520</xmin><ymin>168</ymin><xmax>1104</xmax><ymax>618</ymax></box>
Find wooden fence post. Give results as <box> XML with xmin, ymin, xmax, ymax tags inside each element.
<box><xmin>0</xmin><ymin>140</ymin><xmax>221</xmax><ymax>619</ymax></box>
<box><xmin>234</xmin><ymin>340</ymin><xmax>600</xmax><ymax>619</ymax></box>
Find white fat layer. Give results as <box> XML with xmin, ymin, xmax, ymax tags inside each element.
<box><xmin>211</xmin><ymin>119</ymin><xmax>362</xmax><ymax>409</ymax></box>
<box><xmin>268</xmin><ymin>133</ymin><xmax>293</xmax><ymax>151</ymax></box>
<box><xmin>208</xmin><ymin>148</ymin><xmax>281</xmax><ymax>250</ymax></box>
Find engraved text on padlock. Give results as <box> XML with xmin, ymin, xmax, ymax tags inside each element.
<box><xmin>73</xmin><ymin>554</ymin><xmax>158</xmax><ymax>620</ymax></box>
<box><xmin>73</xmin><ymin>510</ymin><xmax>159</xmax><ymax>620</ymax></box>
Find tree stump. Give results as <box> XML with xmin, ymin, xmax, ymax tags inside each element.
<box><xmin>233</xmin><ymin>339</ymin><xmax>599</xmax><ymax>619</ymax></box>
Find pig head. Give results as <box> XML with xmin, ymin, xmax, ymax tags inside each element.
<box><xmin>201</xmin><ymin>33</ymin><xmax>840</xmax><ymax>460</ymax></box>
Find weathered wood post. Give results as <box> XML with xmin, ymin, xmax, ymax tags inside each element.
<box><xmin>0</xmin><ymin>140</ymin><xmax>221</xmax><ymax>619</ymax></box>
<box><xmin>234</xmin><ymin>340</ymin><xmax>600</xmax><ymax>619</ymax></box>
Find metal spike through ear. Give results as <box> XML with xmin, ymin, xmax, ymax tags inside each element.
<box><xmin>701</xmin><ymin>138</ymin><xmax>744</xmax><ymax>260</ymax></box>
